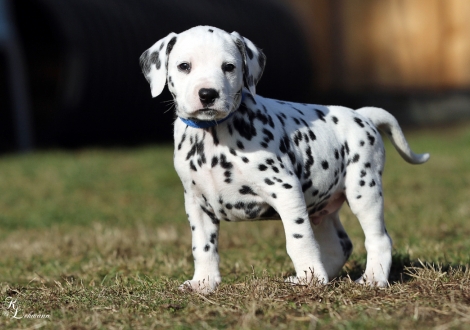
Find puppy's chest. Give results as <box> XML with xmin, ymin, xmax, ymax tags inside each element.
<box><xmin>174</xmin><ymin>130</ymin><xmax>276</xmax><ymax>221</ymax></box>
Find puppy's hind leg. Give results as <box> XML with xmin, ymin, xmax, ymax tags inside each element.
<box><xmin>311</xmin><ymin>210</ymin><xmax>353</xmax><ymax>280</ymax></box>
<box><xmin>345</xmin><ymin>171</ymin><xmax>392</xmax><ymax>287</ymax></box>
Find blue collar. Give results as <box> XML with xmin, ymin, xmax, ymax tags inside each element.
<box><xmin>179</xmin><ymin>91</ymin><xmax>246</xmax><ymax>129</ymax></box>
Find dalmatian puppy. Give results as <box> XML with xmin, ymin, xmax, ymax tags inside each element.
<box><xmin>139</xmin><ymin>26</ymin><xmax>429</xmax><ymax>294</ymax></box>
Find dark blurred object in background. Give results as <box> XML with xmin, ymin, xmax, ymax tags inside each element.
<box><xmin>3</xmin><ymin>0</ymin><xmax>470</xmax><ymax>153</ymax></box>
<box><xmin>0</xmin><ymin>0</ymin><xmax>312</xmax><ymax>152</ymax></box>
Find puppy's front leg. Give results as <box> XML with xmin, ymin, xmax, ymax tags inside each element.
<box><xmin>274</xmin><ymin>189</ymin><xmax>329</xmax><ymax>285</ymax></box>
<box><xmin>179</xmin><ymin>196</ymin><xmax>221</xmax><ymax>294</ymax></box>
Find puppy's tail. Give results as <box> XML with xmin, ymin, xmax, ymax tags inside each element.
<box><xmin>356</xmin><ymin>107</ymin><xmax>430</xmax><ymax>164</ymax></box>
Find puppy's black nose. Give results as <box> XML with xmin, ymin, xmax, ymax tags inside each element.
<box><xmin>199</xmin><ymin>88</ymin><xmax>219</xmax><ymax>106</ymax></box>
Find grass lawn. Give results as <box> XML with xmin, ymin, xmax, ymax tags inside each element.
<box><xmin>0</xmin><ymin>123</ymin><xmax>469</xmax><ymax>329</ymax></box>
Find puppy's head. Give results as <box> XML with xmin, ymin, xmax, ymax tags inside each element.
<box><xmin>140</xmin><ymin>26</ymin><xmax>266</xmax><ymax>122</ymax></box>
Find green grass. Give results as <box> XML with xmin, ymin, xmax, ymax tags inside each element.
<box><xmin>1</xmin><ymin>124</ymin><xmax>470</xmax><ymax>329</ymax></box>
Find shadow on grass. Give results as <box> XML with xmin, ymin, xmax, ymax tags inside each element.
<box><xmin>340</xmin><ymin>251</ymin><xmax>468</xmax><ymax>284</ymax></box>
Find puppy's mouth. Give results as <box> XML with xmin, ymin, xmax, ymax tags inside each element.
<box><xmin>197</xmin><ymin>108</ymin><xmax>218</xmax><ymax>117</ymax></box>
<box><xmin>187</xmin><ymin>108</ymin><xmax>228</xmax><ymax>121</ymax></box>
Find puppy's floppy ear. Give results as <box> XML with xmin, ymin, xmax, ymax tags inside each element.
<box><xmin>140</xmin><ymin>32</ymin><xmax>178</xmax><ymax>97</ymax></box>
<box><xmin>230</xmin><ymin>31</ymin><xmax>266</xmax><ymax>96</ymax></box>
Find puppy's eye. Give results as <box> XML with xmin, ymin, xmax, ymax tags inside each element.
<box><xmin>222</xmin><ymin>63</ymin><xmax>235</xmax><ymax>73</ymax></box>
<box><xmin>178</xmin><ymin>62</ymin><xmax>191</xmax><ymax>73</ymax></box>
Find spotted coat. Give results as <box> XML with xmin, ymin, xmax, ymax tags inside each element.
<box><xmin>140</xmin><ymin>26</ymin><xmax>430</xmax><ymax>294</ymax></box>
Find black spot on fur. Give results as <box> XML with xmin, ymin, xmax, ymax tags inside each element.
<box><xmin>308</xmin><ymin>130</ymin><xmax>316</xmax><ymax>141</ymax></box>
<box><xmin>294</xmin><ymin>163</ymin><xmax>302</xmax><ymax>179</ymax></box>
<box><xmin>186</xmin><ymin>135</ymin><xmax>206</xmax><ymax>165</ymax></box>
<box><xmin>352</xmin><ymin>154</ymin><xmax>360</xmax><ymax>163</ymax></box>
<box><xmin>367</xmin><ymin>132</ymin><xmax>376</xmax><ymax>145</ymax></box>
<box><xmin>166</xmin><ymin>36</ymin><xmax>177</xmax><ymax>57</ymax></box>
<box><xmin>293</xmin><ymin>131</ymin><xmax>302</xmax><ymax>146</ymax></box>
<box><xmin>233</xmin><ymin>114</ymin><xmax>257</xmax><ymax>140</ymax></box>
<box><xmin>282</xmin><ymin>183</ymin><xmax>293</xmax><ymax>189</ymax></box>
<box><xmin>295</xmin><ymin>218</ymin><xmax>304</xmax><ymax>224</ymax></box>
<box><xmin>209</xmin><ymin>127</ymin><xmax>219</xmax><ymax>145</ymax></box>
<box><xmin>177</xmin><ymin>133</ymin><xmax>186</xmax><ymax>150</ymax></box>
<box><xmin>332</xmin><ymin>116</ymin><xmax>339</xmax><ymax>124</ymax></box>
<box><xmin>276</xmin><ymin>114</ymin><xmax>285</xmax><ymax>126</ymax></box>
<box><xmin>369</xmin><ymin>180</ymin><xmax>376</xmax><ymax>187</ymax></box>
<box><xmin>210</xmin><ymin>233</ymin><xmax>217</xmax><ymax>244</ymax></box>
<box><xmin>204</xmin><ymin>244</ymin><xmax>210</xmax><ymax>252</ymax></box>
<box><xmin>245</xmin><ymin>44</ymin><xmax>254</xmax><ymax>59</ymax></box>
<box><xmin>302</xmin><ymin>180</ymin><xmax>312</xmax><ymax>192</ymax></box>
<box><xmin>201</xmin><ymin>206</ymin><xmax>219</xmax><ymax>224</ymax></box>
<box><xmin>265</xmin><ymin>178</ymin><xmax>275</xmax><ymax>185</ymax></box>
<box><xmin>258</xmin><ymin>164</ymin><xmax>268</xmax><ymax>171</ymax></box>
<box><xmin>344</xmin><ymin>142</ymin><xmax>350</xmax><ymax>155</ymax></box>
<box><xmin>293</xmin><ymin>234</ymin><xmax>303</xmax><ymax>239</ymax></box>
<box><xmin>150</xmin><ymin>51</ymin><xmax>161</xmax><ymax>70</ymax></box>
<box><xmin>211</xmin><ymin>156</ymin><xmax>219</xmax><ymax>168</ymax></box>
<box><xmin>321</xmin><ymin>161</ymin><xmax>329</xmax><ymax>170</ymax></box>
<box><xmin>354</xmin><ymin>117</ymin><xmax>365</xmax><ymax>128</ymax></box>
<box><xmin>234</xmin><ymin>201</ymin><xmax>245</xmax><ymax>209</ymax></box>
<box><xmin>315</xmin><ymin>109</ymin><xmax>326</xmax><ymax>122</ymax></box>
<box><xmin>239</xmin><ymin>185</ymin><xmax>257</xmax><ymax>195</ymax></box>
<box><xmin>242</xmin><ymin>157</ymin><xmax>249</xmax><ymax>163</ymax></box>
<box><xmin>220</xmin><ymin>154</ymin><xmax>233</xmax><ymax>169</ymax></box>
<box><xmin>359</xmin><ymin>180</ymin><xmax>365</xmax><ymax>186</ymax></box>
<box><xmin>262</xmin><ymin>128</ymin><xmax>274</xmax><ymax>143</ymax></box>
<box><xmin>255</xmin><ymin>110</ymin><xmax>269</xmax><ymax>125</ymax></box>
<box><xmin>279</xmin><ymin>134</ymin><xmax>290</xmax><ymax>154</ymax></box>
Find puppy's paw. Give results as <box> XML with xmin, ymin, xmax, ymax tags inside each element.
<box><xmin>178</xmin><ymin>278</ymin><xmax>220</xmax><ymax>295</ymax></box>
<box><xmin>355</xmin><ymin>274</ymin><xmax>389</xmax><ymax>288</ymax></box>
<box><xmin>284</xmin><ymin>273</ymin><xmax>328</xmax><ymax>286</ymax></box>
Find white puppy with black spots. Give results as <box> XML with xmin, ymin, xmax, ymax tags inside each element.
<box><xmin>140</xmin><ymin>26</ymin><xmax>429</xmax><ymax>294</ymax></box>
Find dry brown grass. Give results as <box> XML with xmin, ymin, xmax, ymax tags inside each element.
<box><xmin>1</xmin><ymin>222</ymin><xmax>470</xmax><ymax>329</ymax></box>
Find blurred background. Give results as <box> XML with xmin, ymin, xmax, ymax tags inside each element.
<box><xmin>1</xmin><ymin>0</ymin><xmax>469</xmax><ymax>153</ymax></box>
